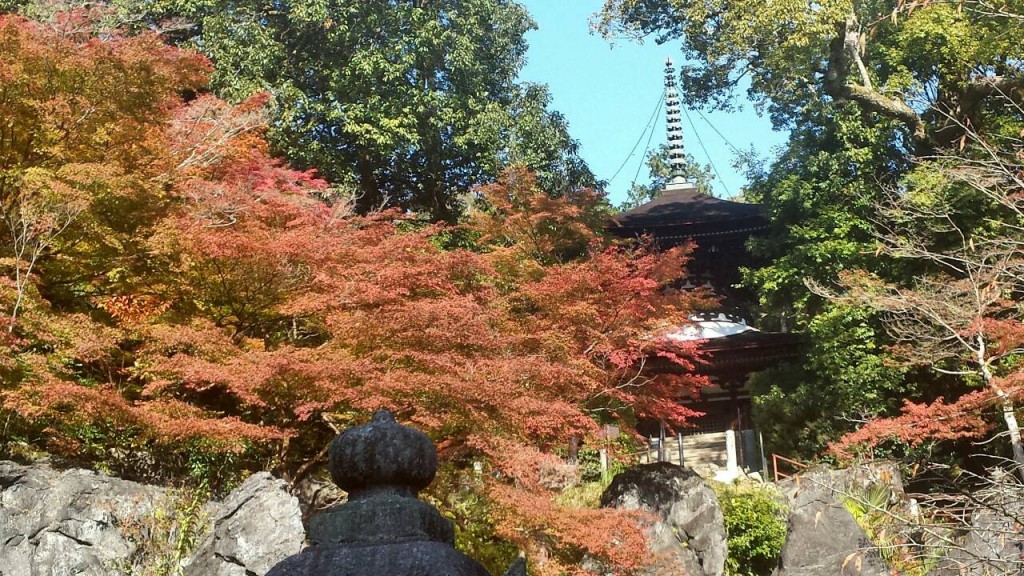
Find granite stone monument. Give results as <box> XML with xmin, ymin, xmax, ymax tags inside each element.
<box><xmin>267</xmin><ymin>410</ymin><xmax>526</xmax><ymax>576</ymax></box>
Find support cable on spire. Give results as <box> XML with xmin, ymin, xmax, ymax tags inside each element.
<box><xmin>608</xmin><ymin>92</ymin><xmax>664</xmax><ymax>185</ymax></box>
<box><xmin>695</xmin><ymin>108</ymin><xmax>743</xmax><ymax>156</ymax></box>
<box><xmin>631</xmin><ymin>105</ymin><xmax>662</xmax><ymax>190</ymax></box>
<box><xmin>682</xmin><ymin>106</ymin><xmax>731</xmax><ymax>198</ymax></box>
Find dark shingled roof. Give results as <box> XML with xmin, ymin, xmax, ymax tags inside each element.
<box><xmin>698</xmin><ymin>329</ymin><xmax>803</xmax><ymax>354</ymax></box>
<box><xmin>651</xmin><ymin>330</ymin><xmax>804</xmax><ymax>376</ymax></box>
<box><xmin>610</xmin><ymin>187</ymin><xmax>767</xmax><ymax>230</ymax></box>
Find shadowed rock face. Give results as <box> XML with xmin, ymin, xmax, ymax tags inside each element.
<box><xmin>772</xmin><ymin>469</ymin><xmax>890</xmax><ymax>576</ymax></box>
<box><xmin>600</xmin><ymin>462</ymin><xmax>728</xmax><ymax>576</ymax></box>
<box><xmin>267</xmin><ymin>410</ymin><xmax>522</xmax><ymax>576</ymax></box>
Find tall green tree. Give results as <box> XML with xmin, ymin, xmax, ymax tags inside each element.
<box><xmin>739</xmin><ymin>107</ymin><xmax>911</xmax><ymax>458</ymax></box>
<box><xmin>597</xmin><ymin>0</ymin><xmax>1024</xmax><ymax>145</ymax></box>
<box><xmin>130</xmin><ymin>0</ymin><xmax>598</xmax><ymax>220</ymax></box>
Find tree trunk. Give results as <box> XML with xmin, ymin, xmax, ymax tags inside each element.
<box><xmin>995</xmin><ymin>391</ymin><xmax>1024</xmax><ymax>482</ymax></box>
<box><xmin>354</xmin><ymin>153</ymin><xmax>384</xmax><ymax>214</ymax></box>
<box><xmin>825</xmin><ymin>14</ymin><xmax>926</xmax><ymax>141</ymax></box>
<box><xmin>982</xmin><ymin>354</ymin><xmax>1024</xmax><ymax>481</ymax></box>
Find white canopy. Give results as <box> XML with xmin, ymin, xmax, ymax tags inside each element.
<box><xmin>664</xmin><ymin>314</ymin><xmax>757</xmax><ymax>342</ymax></box>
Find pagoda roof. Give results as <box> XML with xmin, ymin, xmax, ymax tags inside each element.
<box><xmin>610</xmin><ymin>186</ymin><xmax>768</xmax><ymax>232</ymax></box>
<box><xmin>651</xmin><ymin>329</ymin><xmax>803</xmax><ymax>376</ymax></box>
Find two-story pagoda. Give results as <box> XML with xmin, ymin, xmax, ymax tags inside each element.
<box><xmin>607</xmin><ymin>60</ymin><xmax>801</xmax><ymax>480</ymax></box>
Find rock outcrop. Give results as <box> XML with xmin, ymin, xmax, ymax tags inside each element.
<box><xmin>934</xmin><ymin>487</ymin><xmax>1024</xmax><ymax>576</ymax></box>
<box><xmin>0</xmin><ymin>460</ymin><xmax>303</xmax><ymax>576</ymax></box>
<box><xmin>0</xmin><ymin>460</ymin><xmax>167</xmax><ymax>576</ymax></box>
<box><xmin>183</xmin><ymin>472</ymin><xmax>305</xmax><ymax>576</ymax></box>
<box><xmin>773</xmin><ymin>468</ymin><xmax>894</xmax><ymax>576</ymax></box>
<box><xmin>600</xmin><ymin>462</ymin><xmax>727</xmax><ymax>576</ymax></box>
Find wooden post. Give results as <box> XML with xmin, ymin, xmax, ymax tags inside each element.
<box><xmin>733</xmin><ymin>397</ymin><xmax>744</xmax><ymax>470</ymax></box>
<box><xmin>725</xmin><ymin>429</ymin><xmax>738</xmax><ymax>475</ymax></box>
<box><xmin>759</xmin><ymin>430</ymin><xmax>768</xmax><ymax>474</ymax></box>
<box><xmin>658</xmin><ymin>421</ymin><xmax>667</xmax><ymax>463</ymax></box>
<box><xmin>677</xmin><ymin>432</ymin><xmax>684</xmax><ymax>467</ymax></box>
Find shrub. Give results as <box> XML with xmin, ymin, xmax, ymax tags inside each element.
<box><xmin>842</xmin><ymin>483</ymin><xmax>941</xmax><ymax>576</ymax></box>
<box><xmin>108</xmin><ymin>486</ymin><xmax>210</xmax><ymax>576</ymax></box>
<box><xmin>712</xmin><ymin>482</ymin><xmax>788</xmax><ymax>576</ymax></box>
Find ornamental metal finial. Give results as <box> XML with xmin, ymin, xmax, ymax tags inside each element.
<box><xmin>663</xmin><ymin>58</ymin><xmax>690</xmax><ymax>190</ymax></box>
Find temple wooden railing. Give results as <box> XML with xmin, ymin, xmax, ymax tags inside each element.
<box><xmin>771</xmin><ymin>453</ymin><xmax>807</xmax><ymax>482</ymax></box>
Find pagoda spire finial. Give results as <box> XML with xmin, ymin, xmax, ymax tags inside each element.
<box><xmin>663</xmin><ymin>57</ymin><xmax>691</xmax><ymax>191</ymax></box>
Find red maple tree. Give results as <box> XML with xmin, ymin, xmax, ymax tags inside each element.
<box><xmin>0</xmin><ymin>14</ymin><xmax>709</xmax><ymax>574</ymax></box>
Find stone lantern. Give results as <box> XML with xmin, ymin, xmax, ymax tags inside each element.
<box><xmin>267</xmin><ymin>410</ymin><xmax>526</xmax><ymax>576</ymax></box>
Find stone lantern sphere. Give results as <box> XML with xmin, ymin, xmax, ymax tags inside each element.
<box><xmin>328</xmin><ymin>410</ymin><xmax>437</xmax><ymax>498</ymax></box>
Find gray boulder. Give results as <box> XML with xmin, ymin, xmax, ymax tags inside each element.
<box><xmin>0</xmin><ymin>460</ymin><xmax>166</xmax><ymax>576</ymax></box>
<box><xmin>934</xmin><ymin>487</ymin><xmax>1024</xmax><ymax>576</ymax></box>
<box><xmin>183</xmin><ymin>472</ymin><xmax>305</xmax><ymax>576</ymax></box>
<box><xmin>773</xmin><ymin>469</ymin><xmax>890</xmax><ymax>576</ymax></box>
<box><xmin>0</xmin><ymin>457</ymin><xmax>167</xmax><ymax>573</ymax></box>
<box><xmin>0</xmin><ymin>460</ymin><xmax>304</xmax><ymax>576</ymax></box>
<box><xmin>600</xmin><ymin>462</ymin><xmax>727</xmax><ymax>576</ymax></box>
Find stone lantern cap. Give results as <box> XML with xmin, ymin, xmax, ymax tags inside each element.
<box><xmin>329</xmin><ymin>410</ymin><xmax>437</xmax><ymax>498</ymax></box>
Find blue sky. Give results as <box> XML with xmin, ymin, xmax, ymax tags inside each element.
<box><xmin>517</xmin><ymin>1</ymin><xmax>789</xmax><ymax>204</ymax></box>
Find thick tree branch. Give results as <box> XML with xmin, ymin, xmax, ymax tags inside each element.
<box><xmin>955</xmin><ymin>75</ymin><xmax>1024</xmax><ymax>124</ymax></box>
<box><xmin>825</xmin><ymin>15</ymin><xmax>927</xmax><ymax>141</ymax></box>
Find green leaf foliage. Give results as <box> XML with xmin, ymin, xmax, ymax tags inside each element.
<box><xmin>712</xmin><ymin>481</ymin><xmax>788</xmax><ymax>576</ymax></box>
<box><xmin>742</xmin><ymin>103</ymin><xmax>908</xmax><ymax>324</ymax></box>
<box><xmin>116</xmin><ymin>0</ymin><xmax>599</xmax><ymax>220</ymax></box>
<box><xmin>751</xmin><ymin>305</ymin><xmax>908</xmax><ymax>459</ymax></box>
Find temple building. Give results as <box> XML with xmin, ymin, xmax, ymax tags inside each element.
<box><xmin>607</xmin><ymin>59</ymin><xmax>801</xmax><ymax>481</ymax></box>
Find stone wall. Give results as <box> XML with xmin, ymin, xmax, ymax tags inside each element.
<box><xmin>14</xmin><ymin>453</ymin><xmax>1019</xmax><ymax>576</ymax></box>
